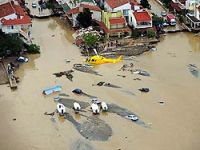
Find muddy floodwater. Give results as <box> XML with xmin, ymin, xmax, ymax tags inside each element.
<box><xmin>0</xmin><ymin>17</ymin><xmax>200</xmax><ymax>150</ymax></box>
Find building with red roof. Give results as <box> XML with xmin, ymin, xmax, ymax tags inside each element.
<box><xmin>100</xmin><ymin>11</ymin><xmax>131</xmax><ymax>37</ymax></box>
<box><xmin>65</xmin><ymin>4</ymin><xmax>101</xmax><ymax>27</ymax></box>
<box><xmin>0</xmin><ymin>1</ymin><xmax>32</xmax><ymax>36</ymax></box>
<box><xmin>128</xmin><ymin>9</ymin><xmax>152</xmax><ymax>29</ymax></box>
<box><xmin>104</xmin><ymin>0</ymin><xmax>132</xmax><ymax>21</ymax></box>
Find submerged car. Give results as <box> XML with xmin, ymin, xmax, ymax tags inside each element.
<box><xmin>126</xmin><ymin>114</ymin><xmax>139</xmax><ymax>121</ymax></box>
<box><xmin>16</xmin><ymin>56</ymin><xmax>29</xmax><ymax>63</ymax></box>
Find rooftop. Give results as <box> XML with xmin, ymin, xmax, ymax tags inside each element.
<box><xmin>105</xmin><ymin>0</ymin><xmax>129</xmax><ymax>9</ymax></box>
<box><xmin>133</xmin><ymin>10</ymin><xmax>151</xmax><ymax>22</ymax></box>
<box><xmin>109</xmin><ymin>17</ymin><xmax>126</xmax><ymax>24</ymax></box>
<box><xmin>67</xmin><ymin>4</ymin><xmax>101</xmax><ymax>14</ymax></box>
<box><xmin>0</xmin><ymin>2</ymin><xmax>15</xmax><ymax>18</ymax></box>
<box><xmin>1</xmin><ymin>16</ymin><xmax>31</xmax><ymax>25</ymax></box>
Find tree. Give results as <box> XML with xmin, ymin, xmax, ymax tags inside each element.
<box><xmin>27</xmin><ymin>44</ymin><xmax>40</xmax><ymax>54</ymax></box>
<box><xmin>162</xmin><ymin>0</ymin><xmax>171</xmax><ymax>8</ymax></box>
<box><xmin>152</xmin><ymin>13</ymin><xmax>164</xmax><ymax>26</ymax></box>
<box><xmin>76</xmin><ymin>8</ymin><xmax>92</xmax><ymax>28</ymax></box>
<box><xmin>0</xmin><ymin>32</ymin><xmax>23</xmax><ymax>56</ymax></box>
<box><xmin>147</xmin><ymin>29</ymin><xmax>156</xmax><ymax>38</ymax></box>
<box><xmin>140</xmin><ymin>0</ymin><xmax>151</xmax><ymax>9</ymax></box>
<box><xmin>83</xmin><ymin>33</ymin><xmax>99</xmax><ymax>47</ymax></box>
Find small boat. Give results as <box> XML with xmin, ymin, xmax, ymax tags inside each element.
<box><xmin>125</xmin><ymin>114</ymin><xmax>138</xmax><ymax>121</ymax></box>
<box><xmin>56</xmin><ymin>103</ymin><xmax>66</xmax><ymax>116</ymax></box>
<box><xmin>101</xmin><ymin>102</ymin><xmax>108</xmax><ymax>111</ymax></box>
<box><xmin>43</xmin><ymin>85</ymin><xmax>62</xmax><ymax>95</ymax></box>
<box><xmin>73</xmin><ymin>102</ymin><xmax>81</xmax><ymax>113</ymax></box>
<box><xmin>91</xmin><ymin>103</ymin><xmax>100</xmax><ymax>114</ymax></box>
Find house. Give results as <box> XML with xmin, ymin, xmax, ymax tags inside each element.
<box><xmin>104</xmin><ymin>0</ymin><xmax>132</xmax><ymax>20</ymax></box>
<box><xmin>185</xmin><ymin>3</ymin><xmax>200</xmax><ymax>31</ymax></box>
<box><xmin>65</xmin><ymin>4</ymin><xmax>101</xmax><ymax>27</ymax></box>
<box><xmin>99</xmin><ymin>11</ymin><xmax>131</xmax><ymax>37</ymax></box>
<box><xmin>128</xmin><ymin>9</ymin><xmax>152</xmax><ymax>29</ymax></box>
<box><xmin>0</xmin><ymin>1</ymin><xmax>32</xmax><ymax>37</ymax></box>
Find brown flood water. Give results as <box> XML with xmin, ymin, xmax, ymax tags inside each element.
<box><xmin>0</xmin><ymin>17</ymin><xmax>200</xmax><ymax>150</ymax></box>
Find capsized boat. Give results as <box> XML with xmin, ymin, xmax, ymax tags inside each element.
<box><xmin>85</xmin><ymin>55</ymin><xmax>122</xmax><ymax>65</ymax></box>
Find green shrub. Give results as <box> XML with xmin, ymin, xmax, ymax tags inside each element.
<box><xmin>147</xmin><ymin>29</ymin><xmax>156</xmax><ymax>38</ymax></box>
<box><xmin>27</xmin><ymin>44</ymin><xmax>40</xmax><ymax>54</ymax></box>
<box><xmin>132</xmin><ymin>29</ymin><xmax>141</xmax><ymax>39</ymax></box>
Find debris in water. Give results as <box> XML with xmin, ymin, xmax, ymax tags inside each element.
<box><xmin>53</xmin><ymin>70</ymin><xmax>74</xmax><ymax>81</ymax></box>
<box><xmin>44</xmin><ymin>112</ymin><xmax>55</xmax><ymax>116</ymax></box>
<box><xmin>138</xmin><ymin>88</ymin><xmax>150</xmax><ymax>93</ymax></box>
<box><xmin>93</xmin><ymin>81</ymin><xmax>121</xmax><ymax>88</ymax></box>
<box><xmin>73</xmin><ymin>64</ymin><xmax>102</xmax><ymax>76</ymax></box>
<box><xmin>188</xmin><ymin>64</ymin><xmax>200</xmax><ymax>79</ymax></box>
<box><xmin>117</xmin><ymin>74</ymin><xmax>126</xmax><ymax>78</ymax></box>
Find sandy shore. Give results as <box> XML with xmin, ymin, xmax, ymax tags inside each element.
<box><xmin>0</xmin><ymin>17</ymin><xmax>200</xmax><ymax>150</ymax></box>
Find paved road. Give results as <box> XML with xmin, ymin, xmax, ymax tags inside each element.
<box><xmin>25</xmin><ymin>0</ymin><xmax>51</xmax><ymax>17</ymax></box>
<box><xmin>148</xmin><ymin>0</ymin><xmax>165</xmax><ymax>17</ymax></box>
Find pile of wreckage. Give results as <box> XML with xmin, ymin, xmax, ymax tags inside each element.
<box><xmin>72</xmin><ymin>26</ymin><xmax>102</xmax><ymax>47</ymax></box>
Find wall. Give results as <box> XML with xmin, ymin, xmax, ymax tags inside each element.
<box><xmin>102</xmin><ymin>11</ymin><xmax>123</xmax><ymax>29</ymax></box>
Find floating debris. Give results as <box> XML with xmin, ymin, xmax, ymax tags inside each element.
<box><xmin>133</xmin><ymin>69</ymin><xmax>150</xmax><ymax>76</ymax></box>
<box><xmin>53</xmin><ymin>70</ymin><xmax>74</xmax><ymax>81</ymax></box>
<box><xmin>117</xmin><ymin>74</ymin><xmax>126</xmax><ymax>78</ymax></box>
<box><xmin>73</xmin><ymin>64</ymin><xmax>102</xmax><ymax>76</ymax></box>
<box><xmin>133</xmin><ymin>78</ymin><xmax>141</xmax><ymax>81</ymax></box>
<box><xmin>138</xmin><ymin>88</ymin><xmax>150</xmax><ymax>93</ymax></box>
<box><xmin>93</xmin><ymin>81</ymin><xmax>121</xmax><ymax>88</ymax></box>
<box><xmin>188</xmin><ymin>64</ymin><xmax>200</xmax><ymax>79</ymax></box>
<box><xmin>43</xmin><ymin>85</ymin><xmax>62</xmax><ymax>95</ymax></box>
<box><xmin>72</xmin><ymin>88</ymin><xmax>97</xmax><ymax>98</ymax></box>
<box><xmin>44</xmin><ymin>112</ymin><xmax>55</xmax><ymax>116</ymax></box>
<box><xmin>159</xmin><ymin>101</ymin><xmax>165</xmax><ymax>105</ymax></box>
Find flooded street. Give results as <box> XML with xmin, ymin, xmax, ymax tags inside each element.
<box><xmin>0</xmin><ymin>17</ymin><xmax>200</xmax><ymax>150</ymax></box>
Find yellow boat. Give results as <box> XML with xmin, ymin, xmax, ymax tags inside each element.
<box><xmin>85</xmin><ymin>55</ymin><xmax>123</xmax><ymax>65</ymax></box>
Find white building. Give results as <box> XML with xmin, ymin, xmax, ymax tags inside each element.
<box><xmin>104</xmin><ymin>0</ymin><xmax>132</xmax><ymax>20</ymax></box>
<box><xmin>65</xmin><ymin>4</ymin><xmax>101</xmax><ymax>27</ymax></box>
<box><xmin>128</xmin><ymin>9</ymin><xmax>152</xmax><ymax>29</ymax></box>
<box><xmin>0</xmin><ymin>1</ymin><xmax>32</xmax><ymax>36</ymax></box>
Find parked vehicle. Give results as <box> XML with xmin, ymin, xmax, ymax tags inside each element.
<box><xmin>161</xmin><ymin>11</ymin><xmax>167</xmax><ymax>17</ymax></box>
<box><xmin>32</xmin><ymin>2</ymin><xmax>37</xmax><ymax>8</ymax></box>
<box><xmin>166</xmin><ymin>14</ymin><xmax>176</xmax><ymax>26</ymax></box>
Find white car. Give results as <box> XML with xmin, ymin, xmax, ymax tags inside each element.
<box><xmin>32</xmin><ymin>2</ymin><xmax>37</xmax><ymax>8</ymax></box>
<box><xmin>16</xmin><ymin>56</ymin><xmax>29</xmax><ymax>63</ymax></box>
<box><xmin>126</xmin><ymin>114</ymin><xmax>139</xmax><ymax>121</ymax></box>
<box><xmin>161</xmin><ymin>11</ymin><xmax>167</xmax><ymax>17</ymax></box>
